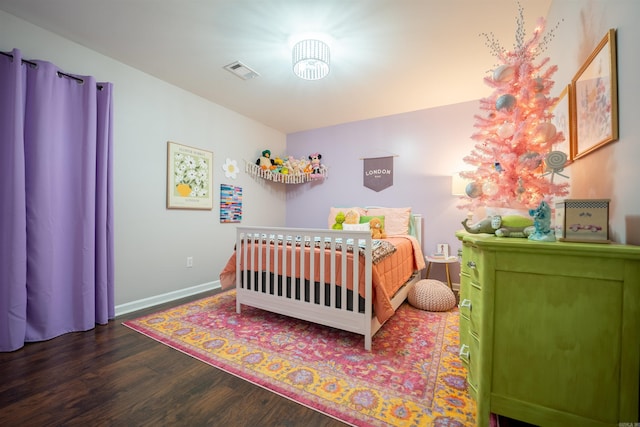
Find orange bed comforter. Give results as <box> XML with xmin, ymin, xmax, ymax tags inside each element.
<box><xmin>219</xmin><ymin>235</ymin><xmax>425</xmax><ymax>324</ymax></box>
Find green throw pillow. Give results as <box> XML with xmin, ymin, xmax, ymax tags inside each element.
<box><xmin>359</xmin><ymin>215</ymin><xmax>385</xmax><ymax>228</ymax></box>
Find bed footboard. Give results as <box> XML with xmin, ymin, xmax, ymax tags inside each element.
<box><xmin>235</xmin><ymin>227</ymin><xmax>376</xmax><ymax>349</ymax></box>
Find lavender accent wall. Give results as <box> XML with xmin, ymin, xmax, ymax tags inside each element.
<box><xmin>286</xmin><ymin>101</ymin><xmax>480</xmax><ymax>283</ymax></box>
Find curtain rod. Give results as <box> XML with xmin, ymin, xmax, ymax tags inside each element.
<box><xmin>1</xmin><ymin>51</ymin><xmax>103</xmax><ymax>89</ymax></box>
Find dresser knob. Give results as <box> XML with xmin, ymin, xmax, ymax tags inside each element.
<box><xmin>467</xmin><ymin>261</ymin><xmax>476</xmax><ymax>269</ymax></box>
<box><xmin>459</xmin><ymin>299</ymin><xmax>472</xmax><ymax>310</ymax></box>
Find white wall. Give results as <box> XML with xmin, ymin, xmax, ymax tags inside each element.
<box><xmin>0</xmin><ymin>10</ymin><xmax>288</xmax><ymax>311</ymax></box>
<box><xmin>547</xmin><ymin>0</ymin><xmax>640</xmax><ymax>244</ymax></box>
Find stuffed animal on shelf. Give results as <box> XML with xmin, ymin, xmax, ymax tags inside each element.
<box><xmin>492</xmin><ymin>215</ymin><xmax>535</xmax><ymax>237</ymax></box>
<box><xmin>461</xmin><ymin>216</ymin><xmax>494</xmax><ymax>234</ymax></box>
<box><xmin>528</xmin><ymin>201</ymin><xmax>555</xmax><ymax>241</ymax></box>
<box><xmin>272</xmin><ymin>156</ymin><xmax>284</xmax><ymax>173</ymax></box>
<box><xmin>256</xmin><ymin>149</ymin><xmax>275</xmax><ymax>170</ymax></box>
<box><xmin>369</xmin><ymin>217</ymin><xmax>387</xmax><ymax>239</ymax></box>
<box><xmin>462</xmin><ymin>215</ymin><xmax>534</xmax><ymax>238</ymax></box>
<box><xmin>332</xmin><ymin>211</ymin><xmax>345</xmax><ymax>230</ymax></box>
<box><xmin>287</xmin><ymin>156</ymin><xmax>306</xmax><ymax>175</ymax></box>
<box><xmin>344</xmin><ymin>210</ymin><xmax>360</xmax><ymax>225</ymax></box>
<box><xmin>280</xmin><ymin>157</ymin><xmax>291</xmax><ymax>175</ymax></box>
<box><xmin>308</xmin><ymin>153</ymin><xmax>325</xmax><ymax>178</ymax></box>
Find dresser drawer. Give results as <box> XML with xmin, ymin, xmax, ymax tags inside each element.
<box><xmin>460</xmin><ymin>332</ymin><xmax>480</xmax><ymax>394</ymax></box>
<box><xmin>459</xmin><ymin>349</ymin><xmax>476</xmax><ymax>400</ymax></box>
<box><xmin>458</xmin><ymin>278</ymin><xmax>471</xmax><ymax>319</ymax></box>
<box><xmin>459</xmin><ymin>312</ymin><xmax>470</xmax><ymax>348</ymax></box>
<box><xmin>468</xmin><ymin>281</ymin><xmax>482</xmax><ymax>335</ymax></box>
<box><xmin>460</xmin><ymin>277</ymin><xmax>482</xmax><ymax>334</ymax></box>
<box><xmin>461</xmin><ymin>242</ymin><xmax>481</xmax><ymax>282</ymax></box>
<box><xmin>463</xmin><ymin>334</ymin><xmax>480</xmax><ymax>390</ymax></box>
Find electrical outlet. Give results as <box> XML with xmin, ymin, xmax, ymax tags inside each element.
<box><xmin>186</xmin><ymin>256</ymin><xmax>193</xmax><ymax>268</ymax></box>
<box><xmin>436</xmin><ymin>243</ymin><xmax>449</xmax><ymax>258</ymax></box>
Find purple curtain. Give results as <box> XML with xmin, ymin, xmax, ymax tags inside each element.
<box><xmin>0</xmin><ymin>49</ymin><xmax>114</xmax><ymax>352</ymax></box>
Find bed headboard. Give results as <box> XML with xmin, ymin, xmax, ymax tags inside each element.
<box><xmin>410</xmin><ymin>213</ymin><xmax>423</xmax><ymax>246</ymax></box>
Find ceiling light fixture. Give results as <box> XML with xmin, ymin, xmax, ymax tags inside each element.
<box><xmin>292</xmin><ymin>39</ymin><xmax>330</xmax><ymax>80</ymax></box>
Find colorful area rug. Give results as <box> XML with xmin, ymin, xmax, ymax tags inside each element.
<box><xmin>123</xmin><ymin>290</ymin><xmax>476</xmax><ymax>426</ymax></box>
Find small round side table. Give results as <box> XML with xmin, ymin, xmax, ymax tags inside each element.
<box><xmin>425</xmin><ymin>256</ymin><xmax>459</xmax><ymax>290</ymax></box>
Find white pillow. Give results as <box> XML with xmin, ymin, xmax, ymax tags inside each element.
<box><xmin>343</xmin><ymin>223</ymin><xmax>370</xmax><ymax>231</ymax></box>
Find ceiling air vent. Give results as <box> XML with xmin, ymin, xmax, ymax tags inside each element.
<box><xmin>223</xmin><ymin>61</ymin><xmax>260</xmax><ymax>80</ymax></box>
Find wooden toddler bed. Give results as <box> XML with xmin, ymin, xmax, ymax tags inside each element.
<box><xmin>220</xmin><ymin>211</ymin><xmax>425</xmax><ymax>350</ymax></box>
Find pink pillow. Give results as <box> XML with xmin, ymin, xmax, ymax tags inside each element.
<box><xmin>365</xmin><ymin>207</ymin><xmax>412</xmax><ymax>235</ymax></box>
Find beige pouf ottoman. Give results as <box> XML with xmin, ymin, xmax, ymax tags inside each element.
<box><xmin>408</xmin><ymin>279</ymin><xmax>457</xmax><ymax>312</ymax></box>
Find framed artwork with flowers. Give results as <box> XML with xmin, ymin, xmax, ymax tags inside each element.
<box><xmin>571</xmin><ymin>28</ymin><xmax>618</xmax><ymax>160</ymax></box>
<box><xmin>166</xmin><ymin>141</ymin><xmax>213</xmax><ymax>210</ymax></box>
<box><xmin>550</xmin><ymin>84</ymin><xmax>573</xmax><ymax>165</ymax></box>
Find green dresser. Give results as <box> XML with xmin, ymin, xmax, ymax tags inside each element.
<box><xmin>455</xmin><ymin>231</ymin><xmax>640</xmax><ymax>427</ymax></box>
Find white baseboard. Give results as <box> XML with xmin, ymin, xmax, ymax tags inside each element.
<box><xmin>115</xmin><ymin>281</ymin><xmax>221</xmax><ymax>317</ymax></box>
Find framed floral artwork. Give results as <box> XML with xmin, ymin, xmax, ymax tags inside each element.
<box><xmin>550</xmin><ymin>84</ymin><xmax>573</xmax><ymax>165</ymax></box>
<box><xmin>167</xmin><ymin>141</ymin><xmax>213</xmax><ymax>210</ymax></box>
<box><xmin>570</xmin><ymin>28</ymin><xmax>618</xmax><ymax>160</ymax></box>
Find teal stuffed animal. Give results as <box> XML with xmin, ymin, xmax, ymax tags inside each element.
<box><xmin>528</xmin><ymin>201</ymin><xmax>555</xmax><ymax>241</ymax></box>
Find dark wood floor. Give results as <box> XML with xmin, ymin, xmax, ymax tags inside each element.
<box><xmin>0</xmin><ymin>290</ymin><xmax>347</xmax><ymax>427</ymax></box>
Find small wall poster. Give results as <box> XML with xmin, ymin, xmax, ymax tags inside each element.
<box><xmin>220</xmin><ymin>184</ymin><xmax>242</xmax><ymax>223</ymax></box>
<box><xmin>363</xmin><ymin>156</ymin><xmax>394</xmax><ymax>192</ymax></box>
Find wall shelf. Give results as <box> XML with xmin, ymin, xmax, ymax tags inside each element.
<box><xmin>245</xmin><ymin>161</ymin><xmax>327</xmax><ymax>184</ymax></box>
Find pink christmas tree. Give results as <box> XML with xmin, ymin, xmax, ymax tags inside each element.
<box><xmin>459</xmin><ymin>6</ymin><xmax>569</xmax><ymax>212</ymax></box>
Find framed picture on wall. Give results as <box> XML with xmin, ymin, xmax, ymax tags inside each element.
<box><xmin>166</xmin><ymin>141</ymin><xmax>214</xmax><ymax>210</ymax></box>
<box><xmin>220</xmin><ymin>184</ymin><xmax>242</xmax><ymax>222</ymax></box>
<box><xmin>570</xmin><ymin>28</ymin><xmax>618</xmax><ymax>160</ymax></box>
<box><xmin>550</xmin><ymin>84</ymin><xmax>573</xmax><ymax>165</ymax></box>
